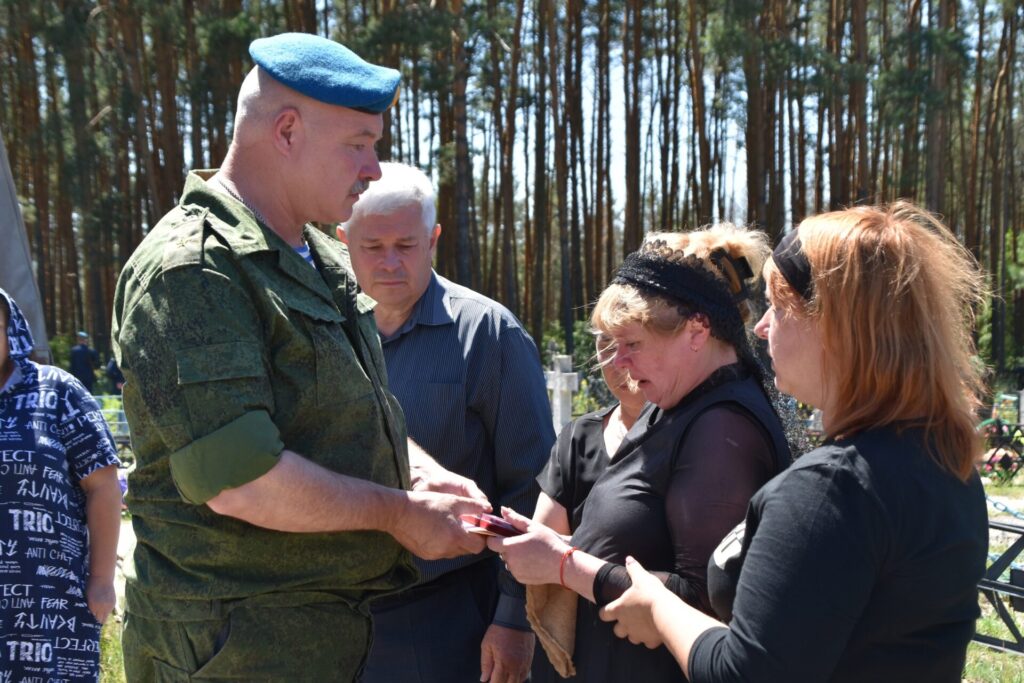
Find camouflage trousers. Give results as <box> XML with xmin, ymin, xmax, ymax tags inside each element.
<box><xmin>122</xmin><ymin>591</ymin><xmax>371</xmax><ymax>682</ymax></box>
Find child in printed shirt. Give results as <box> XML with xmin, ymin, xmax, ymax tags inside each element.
<box><xmin>0</xmin><ymin>288</ymin><xmax>121</xmax><ymax>682</ymax></box>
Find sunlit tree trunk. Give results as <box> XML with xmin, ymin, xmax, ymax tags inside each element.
<box><xmin>622</xmin><ymin>0</ymin><xmax>642</xmax><ymax>254</ymax></box>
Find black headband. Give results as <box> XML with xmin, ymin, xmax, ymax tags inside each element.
<box><xmin>611</xmin><ymin>248</ymin><xmax>750</xmax><ymax>346</ymax></box>
<box><xmin>772</xmin><ymin>231</ymin><xmax>813</xmax><ymax>301</ymax></box>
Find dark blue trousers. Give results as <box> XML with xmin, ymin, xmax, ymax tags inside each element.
<box><xmin>360</xmin><ymin>559</ymin><xmax>500</xmax><ymax>683</ymax></box>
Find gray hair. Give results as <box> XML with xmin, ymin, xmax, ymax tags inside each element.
<box><xmin>343</xmin><ymin>162</ymin><xmax>436</xmax><ymax>234</ymax></box>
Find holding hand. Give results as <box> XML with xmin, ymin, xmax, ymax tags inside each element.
<box><xmin>486</xmin><ymin>507</ymin><xmax>572</xmax><ymax>586</ymax></box>
<box><xmin>408</xmin><ymin>439</ymin><xmax>489</xmax><ymax>503</ymax></box>
<box><xmin>412</xmin><ymin>461</ymin><xmax>489</xmax><ymax>503</ymax></box>
<box><xmin>390</xmin><ymin>490</ymin><xmax>491</xmax><ymax>560</ymax></box>
<box><xmin>598</xmin><ymin>557</ymin><xmax>669</xmax><ymax>648</ymax></box>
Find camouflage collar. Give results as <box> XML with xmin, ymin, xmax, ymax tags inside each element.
<box><xmin>182</xmin><ymin>171</ymin><xmax>279</xmax><ymax>258</ymax></box>
<box><xmin>305</xmin><ymin>227</ymin><xmax>376</xmax><ymax>314</ymax></box>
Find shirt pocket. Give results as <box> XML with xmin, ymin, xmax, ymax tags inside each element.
<box><xmin>176</xmin><ymin>341</ymin><xmax>265</xmax><ymax>385</ymax></box>
<box><xmin>279</xmin><ymin>294</ymin><xmax>375</xmax><ymax>408</ymax></box>
<box><xmin>175</xmin><ymin>341</ymin><xmax>270</xmax><ymax>435</ymax></box>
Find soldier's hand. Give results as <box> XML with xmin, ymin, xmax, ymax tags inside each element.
<box><xmin>389</xmin><ymin>491</ymin><xmax>491</xmax><ymax>560</ymax></box>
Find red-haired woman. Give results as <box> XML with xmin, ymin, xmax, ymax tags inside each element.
<box><xmin>599</xmin><ymin>202</ymin><xmax>989</xmax><ymax>682</ymax></box>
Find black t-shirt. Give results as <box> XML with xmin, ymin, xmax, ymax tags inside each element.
<box><xmin>535</xmin><ymin>365</ymin><xmax>791</xmax><ymax>682</ymax></box>
<box><xmin>537</xmin><ymin>404</ymin><xmax>617</xmax><ymax>532</ymax></box>
<box><xmin>695</xmin><ymin>425</ymin><xmax>987</xmax><ymax>683</ymax></box>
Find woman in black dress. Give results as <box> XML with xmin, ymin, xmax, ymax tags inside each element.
<box><xmin>490</xmin><ymin>224</ymin><xmax>792</xmax><ymax>681</ymax></box>
<box><xmin>599</xmin><ymin>203</ymin><xmax>988</xmax><ymax>682</ymax></box>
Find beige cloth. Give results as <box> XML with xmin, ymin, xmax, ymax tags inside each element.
<box><xmin>526</xmin><ymin>583</ymin><xmax>578</xmax><ymax>678</ymax></box>
<box><xmin>0</xmin><ymin>124</ymin><xmax>50</xmax><ymax>360</ymax></box>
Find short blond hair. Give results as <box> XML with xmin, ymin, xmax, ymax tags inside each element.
<box><xmin>765</xmin><ymin>202</ymin><xmax>986</xmax><ymax>481</ymax></box>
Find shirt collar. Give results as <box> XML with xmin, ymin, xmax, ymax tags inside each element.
<box><xmin>382</xmin><ymin>272</ymin><xmax>454</xmax><ymax>342</ymax></box>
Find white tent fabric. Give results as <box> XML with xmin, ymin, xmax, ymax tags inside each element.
<box><xmin>0</xmin><ymin>125</ymin><xmax>51</xmax><ymax>359</ymax></box>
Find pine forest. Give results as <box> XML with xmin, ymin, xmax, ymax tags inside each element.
<box><xmin>2</xmin><ymin>0</ymin><xmax>1024</xmax><ymax>376</ymax></box>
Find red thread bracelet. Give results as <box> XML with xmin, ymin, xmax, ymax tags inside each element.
<box><xmin>559</xmin><ymin>546</ymin><xmax>579</xmax><ymax>588</ymax></box>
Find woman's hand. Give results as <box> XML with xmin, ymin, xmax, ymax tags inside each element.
<box><xmin>486</xmin><ymin>507</ymin><xmax>572</xmax><ymax>586</ymax></box>
<box><xmin>599</xmin><ymin>557</ymin><xmax>671</xmax><ymax>648</ymax></box>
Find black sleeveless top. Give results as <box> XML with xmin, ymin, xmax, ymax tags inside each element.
<box><xmin>534</xmin><ymin>364</ymin><xmax>791</xmax><ymax>683</ymax></box>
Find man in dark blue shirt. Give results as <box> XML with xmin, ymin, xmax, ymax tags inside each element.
<box><xmin>342</xmin><ymin>163</ymin><xmax>555</xmax><ymax>683</ymax></box>
<box><xmin>69</xmin><ymin>330</ymin><xmax>99</xmax><ymax>392</ymax></box>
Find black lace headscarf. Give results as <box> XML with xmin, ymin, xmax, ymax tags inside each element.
<box><xmin>611</xmin><ymin>238</ymin><xmax>758</xmax><ymax>367</ymax></box>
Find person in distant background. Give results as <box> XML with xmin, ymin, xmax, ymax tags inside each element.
<box><xmin>105</xmin><ymin>356</ymin><xmax>125</xmax><ymax>395</ymax></box>
<box><xmin>533</xmin><ymin>331</ymin><xmax>647</xmax><ymax>538</ymax></box>
<box><xmin>69</xmin><ymin>330</ymin><xmax>99</xmax><ymax>393</ymax></box>
<box><xmin>522</xmin><ymin>331</ymin><xmax>647</xmax><ymax>679</ymax></box>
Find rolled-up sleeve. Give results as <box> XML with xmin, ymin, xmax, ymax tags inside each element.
<box><xmin>117</xmin><ymin>245</ymin><xmax>282</xmax><ymax>505</ymax></box>
<box><xmin>170</xmin><ymin>409</ymin><xmax>284</xmax><ymax>504</ymax></box>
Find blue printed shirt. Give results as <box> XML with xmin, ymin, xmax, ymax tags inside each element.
<box><xmin>0</xmin><ymin>288</ymin><xmax>120</xmax><ymax>681</ymax></box>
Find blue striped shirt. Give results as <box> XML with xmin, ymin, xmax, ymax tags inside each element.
<box><xmin>379</xmin><ymin>272</ymin><xmax>555</xmax><ymax>629</ymax></box>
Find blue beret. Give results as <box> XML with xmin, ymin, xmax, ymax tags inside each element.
<box><xmin>249</xmin><ymin>33</ymin><xmax>400</xmax><ymax>114</ymax></box>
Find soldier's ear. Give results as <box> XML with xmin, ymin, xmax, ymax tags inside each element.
<box><xmin>337</xmin><ymin>225</ymin><xmax>349</xmax><ymax>244</ymax></box>
<box><xmin>272</xmin><ymin>107</ymin><xmax>302</xmax><ymax>155</ymax></box>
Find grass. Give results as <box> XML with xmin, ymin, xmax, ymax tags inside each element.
<box><xmin>985</xmin><ymin>480</ymin><xmax>1024</xmax><ymax>504</ymax></box>
<box><xmin>967</xmin><ymin>480</ymin><xmax>1024</xmax><ymax>680</ymax></box>
<box><xmin>100</xmin><ymin>618</ymin><xmax>126</xmax><ymax>683</ymax></box>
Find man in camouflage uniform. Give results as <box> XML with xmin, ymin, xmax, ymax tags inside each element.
<box><xmin>112</xmin><ymin>33</ymin><xmax>490</xmax><ymax>681</ymax></box>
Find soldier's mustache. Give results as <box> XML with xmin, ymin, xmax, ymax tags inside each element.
<box><xmin>350</xmin><ymin>179</ymin><xmax>370</xmax><ymax>195</ymax></box>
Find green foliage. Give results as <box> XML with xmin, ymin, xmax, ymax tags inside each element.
<box><xmin>350</xmin><ymin>6</ymin><xmax>457</xmax><ymax>90</ymax></box>
<box><xmin>93</xmin><ymin>369</ymin><xmax>118</xmax><ymax>397</ymax></box>
<box><xmin>100</xmin><ymin>618</ymin><xmax>126</xmax><ymax>683</ymax></box>
<box><xmin>974</xmin><ymin>423</ymin><xmax>1024</xmax><ymax>489</ymax></box>
<box><xmin>17</xmin><ymin>193</ymin><xmax>36</xmax><ymax>226</ymax></box>
<box><xmin>540</xmin><ymin>318</ymin><xmax>592</xmax><ymax>366</ymax></box>
<box><xmin>570</xmin><ymin>377</ymin><xmax>601</xmax><ymax>416</ymax></box>
<box><xmin>876</xmin><ymin>22</ymin><xmax>968</xmax><ymax>125</ymax></box>
<box><xmin>541</xmin><ymin>319</ymin><xmax>613</xmax><ymax>417</ymax></box>
<box><xmin>977</xmin><ymin>228</ymin><xmax>1024</xmax><ymax>388</ymax></box>
<box><xmin>48</xmin><ymin>333</ymin><xmax>72</xmax><ymax>370</ymax></box>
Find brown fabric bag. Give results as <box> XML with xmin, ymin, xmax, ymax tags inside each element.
<box><xmin>526</xmin><ymin>583</ymin><xmax>578</xmax><ymax>678</ymax></box>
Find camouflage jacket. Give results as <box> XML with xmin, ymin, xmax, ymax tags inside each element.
<box><xmin>112</xmin><ymin>171</ymin><xmax>417</xmax><ymax>612</ymax></box>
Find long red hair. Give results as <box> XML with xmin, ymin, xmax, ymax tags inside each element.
<box><xmin>766</xmin><ymin>202</ymin><xmax>986</xmax><ymax>481</ymax></box>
